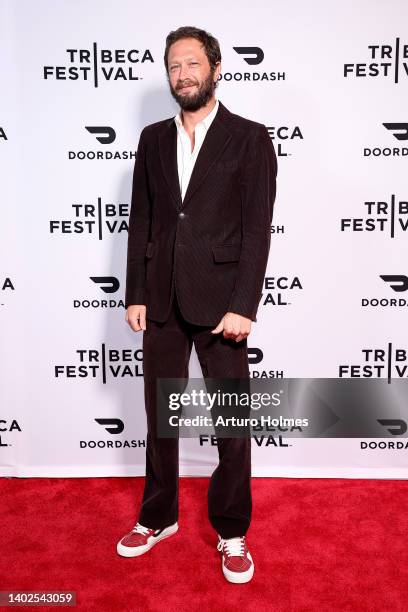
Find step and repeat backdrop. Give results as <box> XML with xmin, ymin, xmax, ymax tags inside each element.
<box><xmin>1</xmin><ymin>0</ymin><xmax>407</xmax><ymax>478</ymax></box>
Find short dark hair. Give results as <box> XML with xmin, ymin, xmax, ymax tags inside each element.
<box><xmin>164</xmin><ymin>26</ymin><xmax>221</xmax><ymax>73</ymax></box>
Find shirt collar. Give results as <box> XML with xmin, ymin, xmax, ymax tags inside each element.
<box><xmin>174</xmin><ymin>98</ymin><xmax>219</xmax><ymax>132</ymax></box>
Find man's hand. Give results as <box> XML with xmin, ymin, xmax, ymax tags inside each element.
<box><xmin>211</xmin><ymin>312</ymin><xmax>252</xmax><ymax>342</ymax></box>
<box><xmin>125</xmin><ymin>304</ymin><xmax>147</xmax><ymax>332</ymax></box>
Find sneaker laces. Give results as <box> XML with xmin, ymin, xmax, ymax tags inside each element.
<box><xmin>131</xmin><ymin>522</ymin><xmax>153</xmax><ymax>535</ymax></box>
<box><xmin>217</xmin><ymin>536</ymin><xmax>245</xmax><ymax>557</ymax></box>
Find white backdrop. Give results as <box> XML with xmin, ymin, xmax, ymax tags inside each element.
<box><xmin>1</xmin><ymin>0</ymin><xmax>407</xmax><ymax>478</ymax></box>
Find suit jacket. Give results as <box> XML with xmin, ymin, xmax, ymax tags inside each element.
<box><xmin>125</xmin><ymin>99</ymin><xmax>278</xmax><ymax>325</ymax></box>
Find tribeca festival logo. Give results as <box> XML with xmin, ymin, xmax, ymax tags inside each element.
<box><xmin>339</xmin><ymin>343</ymin><xmax>408</xmax><ymax>383</ymax></box>
<box><xmin>340</xmin><ymin>194</ymin><xmax>408</xmax><ymax>238</ymax></box>
<box><xmin>193</xmin><ymin>386</ymin><xmax>298</xmax><ymax>447</ymax></box>
<box><xmin>54</xmin><ymin>344</ymin><xmax>143</xmax><ymax>382</ymax></box>
<box><xmin>344</xmin><ymin>39</ymin><xmax>408</xmax><ymax>83</ymax></box>
<box><xmin>218</xmin><ymin>46</ymin><xmax>285</xmax><ymax>83</ymax></box>
<box><xmin>0</xmin><ymin>419</ymin><xmax>22</xmax><ymax>447</ymax></box>
<box><xmin>43</xmin><ymin>43</ymin><xmax>154</xmax><ymax>87</ymax></box>
<box><xmin>362</xmin><ymin>275</ymin><xmax>408</xmax><ymax>309</ymax></box>
<box><xmin>73</xmin><ymin>277</ymin><xmax>123</xmax><ymax>310</ymax></box>
<box><xmin>261</xmin><ymin>275</ymin><xmax>303</xmax><ymax>307</ymax></box>
<box><xmin>80</xmin><ymin>418</ymin><xmax>146</xmax><ymax>450</ymax></box>
<box><xmin>248</xmin><ymin>347</ymin><xmax>284</xmax><ymax>379</ymax></box>
<box><xmin>266</xmin><ymin>124</ymin><xmax>303</xmax><ymax>161</ymax></box>
<box><xmin>199</xmin><ymin>410</ymin><xmax>303</xmax><ymax>448</ymax></box>
<box><xmin>199</xmin><ymin>432</ymin><xmax>292</xmax><ymax>448</ymax></box>
<box><xmin>266</xmin><ymin>123</ymin><xmax>303</xmax><ymax>237</ymax></box>
<box><xmin>68</xmin><ymin>126</ymin><xmax>137</xmax><ymax>161</ymax></box>
<box><xmin>49</xmin><ymin>197</ymin><xmax>129</xmax><ymax>239</ymax></box>
<box><xmin>1</xmin><ymin>277</ymin><xmax>14</xmax><ymax>307</ymax></box>
<box><xmin>364</xmin><ymin>123</ymin><xmax>408</xmax><ymax>157</ymax></box>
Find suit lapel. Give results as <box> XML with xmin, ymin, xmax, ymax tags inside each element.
<box><xmin>158</xmin><ymin>100</ymin><xmax>233</xmax><ymax>211</ymax></box>
<box><xmin>182</xmin><ymin>109</ymin><xmax>232</xmax><ymax>208</ymax></box>
<box><xmin>158</xmin><ymin>121</ymin><xmax>182</xmax><ymax>209</ymax></box>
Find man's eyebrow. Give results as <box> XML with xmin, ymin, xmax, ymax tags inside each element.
<box><xmin>169</xmin><ymin>56</ymin><xmax>199</xmax><ymax>65</ymax></box>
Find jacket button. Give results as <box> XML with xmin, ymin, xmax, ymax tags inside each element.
<box><xmin>178</xmin><ymin>211</ymin><xmax>185</xmax><ymax>218</ymax></box>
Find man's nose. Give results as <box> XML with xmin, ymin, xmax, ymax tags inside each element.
<box><xmin>178</xmin><ymin>63</ymin><xmax>190</xmax><ymax>80</ymax></box>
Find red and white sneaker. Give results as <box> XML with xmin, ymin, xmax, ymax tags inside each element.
<box><xmin>217</xmin><ymin>535</ymin><xmax>254</xmax><ymax>583</ymax></box>
<box><xmin>117</xmin><ymin>521</ymin><xmax>178</xmax><ymax>557</ymax></box>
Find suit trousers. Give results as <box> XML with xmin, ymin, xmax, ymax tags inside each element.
<box><xmin>139</xmin><ymin>289</ymin><xmax>252</xmax><ymax>539</ymax></box>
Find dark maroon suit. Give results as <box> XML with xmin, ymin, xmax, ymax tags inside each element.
<box><xmin>125</xmin><ymin>100</ymin><xmax>277</xmax><ymax>538</ymax></box>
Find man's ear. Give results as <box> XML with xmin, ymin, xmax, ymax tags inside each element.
<box><xmin>214</xmin><ymin>61</ymin><xmax>221</xmax><ymax>82</ymax></box>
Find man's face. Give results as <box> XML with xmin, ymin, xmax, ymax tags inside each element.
<box><xmin>167</xmin><ymin>37</ymin><xmax>221</xmax><ymax>112</ymax></box>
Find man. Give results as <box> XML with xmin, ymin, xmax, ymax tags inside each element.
<box><xmin>117</xmin><ymin>26</ymin><xmax>277</xmax><ymax>584</ymax></box>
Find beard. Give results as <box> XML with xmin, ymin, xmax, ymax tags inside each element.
<box><xmin>169</xmin><ymin>69</ymin><xmax>217</xmax><ymax>112</ymax></box>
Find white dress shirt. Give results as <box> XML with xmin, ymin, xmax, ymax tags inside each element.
<box><xmin>174</xmin><ymin>98</ymin><xmax>219</xmax><ymax>201</ymax></box>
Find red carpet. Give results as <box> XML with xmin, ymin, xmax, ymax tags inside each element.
<box><xmin>1</xmin><ymin>477</ymin><xmax>407</xmax><ymax>611</ymax></box>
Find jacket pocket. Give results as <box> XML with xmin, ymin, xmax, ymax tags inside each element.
<box><xmin>145</xmin><ymin>241</ymin><xmax>155</xmax><ymax>259</ymax></box>
<box><xmin>214</xmin><ymin>159</ymin><xmax>239</xmax><ymax>172</ymax></box>
<box><xmin>212</xmin><ymin>244</ymin><xmax>241</xmax><ymax>263</ymax></box>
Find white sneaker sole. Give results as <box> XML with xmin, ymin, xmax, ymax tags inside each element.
<box><xmin>222</xmin><ymin>554</ymin><xmax>254</xmax><ymax>584</ymax></box>
<box><xmin>117</xmin><ymin>522</ymin><xmax>179</xmax><ymax>558</ymax></box>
